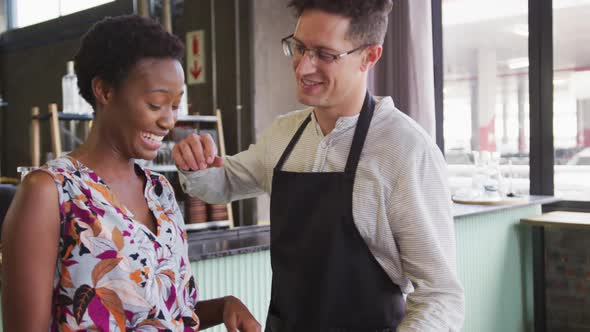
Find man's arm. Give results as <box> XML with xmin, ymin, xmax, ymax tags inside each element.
<box><xmin>175</xmin><ymin>131</ymin><xmax>270</xmax><ymax>204</ymax></box>
<box><xmin>390</xmin><ymin>146</ymin><xmax>465</xmax><ymax>331</ymax></box>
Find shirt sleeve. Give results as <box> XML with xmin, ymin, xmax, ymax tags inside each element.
<box><xmin>178</xmin><ymin>128</ymin><xmax>271</xmax><ymax>204</ymax></box>
<box><xmin>389</xmin><ymin>145</ymin><xmax>465</xmax><ymax>331</ymax></box>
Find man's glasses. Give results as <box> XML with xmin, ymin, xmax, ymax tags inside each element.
<box><xmin>281</xmin><ymin>34</ymin><xmax>368</xmax><ymax>64</ymax></box>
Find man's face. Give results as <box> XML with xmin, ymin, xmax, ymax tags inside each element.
<box><xmin>292</xmin><ymin>9</ymin><xmax>366</xmax><ymax>110</ymax></box>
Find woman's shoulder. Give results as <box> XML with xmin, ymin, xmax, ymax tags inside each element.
<box><xmin>8</xmin><ymin>169</ymin><xmax>62</xmax><ymax>224</ymax></box>
<box><xmin>34</xmin><ymin>157</ymin><xmax>97</xmax><ymax>207</ymax></box>
<box><xmin>20</xmin><ymin>169</ymin><xmax>59</xmax><ymax>194</ymax></box>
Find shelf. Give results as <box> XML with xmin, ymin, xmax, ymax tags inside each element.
<box><xmin>146</xmin><ymin>164</ymin><xmax>177</xmax><ymax>172</ymax></box>
<box><xmin>33</xmin><ymin>113</ymin><xmax>211</xmax><ymax>123</ymax></box>
<box><xmin>32</xmin><ymin>113</ymin><xmax>213</xmax><ymax>122</ymax></box>
<box><xmin>184</xmin><ymin>220</ymin><xmax>232</xmax><ymax>232</ymax></box>
<box><xmin>32</xmin><ymin>112</ymin><xmax>94</xmax><ymax>121</ymax></box>
<box><xmin>176</xmin><ymin>114</ymin><xmax>218</xmax><ymax>123</ymax></box>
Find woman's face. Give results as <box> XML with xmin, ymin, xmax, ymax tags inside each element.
<box><xmin>102</xmin><ymin>57</ymin><xmax>184</xmax><ymax>161</ymax></box>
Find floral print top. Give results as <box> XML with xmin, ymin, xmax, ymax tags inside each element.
<box><xmin>42</xmin><ymin>156</ymin><xmax>199</xmax><ymax>331</ymax></box>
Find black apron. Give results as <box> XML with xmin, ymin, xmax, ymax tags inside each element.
<box><xmin>266</xmin><ymin>92</ymin><xmax>406</xmax><ymax>332</ymax></box>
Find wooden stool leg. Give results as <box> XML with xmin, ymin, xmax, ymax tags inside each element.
<box><xmin>215</xmin><ymin>109</ymin><xmax>234</xmax><ymax>226</ymax></box>
<box><xmin>49</xmin><ymin>104</ymin><xmax>62</xmax><ymax>159</ymax></box>
<box><xmin>31</xmin><ymin>107</ymin><xmax>40</xmax><ymax>167</ymax></box>
<box><xmin>83</xmin><ymin>120</ymin><xmax>92</xmax><ymax>140</ymax></box>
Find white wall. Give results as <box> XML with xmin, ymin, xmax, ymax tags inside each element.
<box><xmin>252</xmin><ymin>0</ymin><xmax>301</xmax><ymax>222</ymax></box>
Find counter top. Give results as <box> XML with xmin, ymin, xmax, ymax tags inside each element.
<box><xmin>186</xmin><ymin>225</ymin><xmax>270</xmax><ymax>261</ymax></box>
<box><xmin>453</xmin><ymin>195</ymin><xmax>559</xmax><ymax>218</ymax></box>
<box><xmin>187</xmin><ymin>195</ymin><xmax>559</xmax><ymax>261</ymax></box>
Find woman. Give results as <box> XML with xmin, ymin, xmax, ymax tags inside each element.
<box><xmin>1</xmin><ymin>15</ymin><xmax>260</xmax><ymax>332</ymax></box>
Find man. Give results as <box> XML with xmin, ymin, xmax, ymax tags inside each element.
<box><xmin>173</xmin><ymin>0</ymin><xmax>464</xmax><ymax>330</ymax></box>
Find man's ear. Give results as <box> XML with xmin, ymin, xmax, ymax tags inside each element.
<box><xmin>360</xmin><ymin>44</ymin><xmax>383</xmax><ymax>72</ymax></box>
<box><xmin>91</xmin><ymin>77</ymin><xmax>113</xmax><ymax>109</ymax></box>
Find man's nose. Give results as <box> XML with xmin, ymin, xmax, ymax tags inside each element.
<box><xmin>295</xmin><ymin>50</ymin><xmax>316</xmax><ymax>75</ymax></box>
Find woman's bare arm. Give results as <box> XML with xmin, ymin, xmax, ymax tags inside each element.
<box><xmin>1</xmin><ymin>171</ymin><xmax>60</xmax><ymax>331</ymax></box>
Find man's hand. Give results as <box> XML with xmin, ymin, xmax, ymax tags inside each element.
<box><xmin>172</xmin><ymin>133</ymin><xmax>224</xmax><ymax>171</ymax></box>
<box><xmin>223</xmin><ymin>296</ymin><xmax>261</xmax><ymax>332</ymax></box>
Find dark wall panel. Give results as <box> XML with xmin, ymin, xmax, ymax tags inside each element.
<box><xmin>2</xmin><ymin>39</ymin><xmax>80</xmax><ymax>176</ymax></box>
<box><xmin>180</xmin><ymin>0</ymin><xmax>255</xmax><ymax>225</ymax></box>
<box><xmin>0</xmin><ymin>0</ymin><xmax>135</xmax><ymax>177</ymax></box>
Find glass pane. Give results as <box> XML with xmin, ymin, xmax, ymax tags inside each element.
<box><xmin>443</xmin><ymin>0</ymin><xmax>530</xmax><ymax>200</ymax></box>
<box><xmin>14</xmin><ymin>0</ymin><xmax>59</xmax><ymax>28</ymax></box>
<box><xmin>553</xmin><ymin>0</ymin><xmax>590</xmax><ymax>201</ymax></box>
<box><xmin>12</xmin><ymin>0</ymin><xmax>114</xmax><ymax>28</ymax></box>
<box><xmin>59</xmin><ymin>0</ymin><xmax>114</xmax><ymax>16</ymax></box>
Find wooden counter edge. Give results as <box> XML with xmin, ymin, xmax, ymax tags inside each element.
<box><xmin>521</xmin><ymin>211</ymin><xmax>590</xmax><ymax>229</ymax></box>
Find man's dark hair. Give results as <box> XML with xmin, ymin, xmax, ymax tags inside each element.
<box><xmin>74</xmin><ymin>15</ymin><xmax>184</xmax><ymax>109</ymax></box>
<box><xmin>288</xmin><ymin>0</ymin><xmax>393</xmax><ymax>45</ymax></box>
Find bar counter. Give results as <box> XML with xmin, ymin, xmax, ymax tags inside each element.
<box><xmin>187</xmin><ymin>195</ymin><xmax>558</xmax><ymax>263</ymax></box>
<box><xmin>0</xmin><ymin>196</ymin><xmax>559</xmax><ymax>332</ymax></box>
<box><xmin>186</xmin><ymin>224</ymin><xmax>270</xmax><ymax>261</ymax></box>
<box><xmin>185</xmin><ymin>195</ymin><xmax>558</xmax><ymax>332</ymax></box>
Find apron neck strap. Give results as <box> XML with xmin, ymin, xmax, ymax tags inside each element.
<box><xmin>275</xmin><ymin>91</ymin><xmax>376</xmax><ymax>174</ymax></box>
<box><xmin>275</xmin><ymin>115</ymin><xmax>312</xmax><ymax>171</ymax></box>
<box><xmin>344</xmin><ymin>91</ymin><xmax>376</xmax><ymax>175</ymax></box>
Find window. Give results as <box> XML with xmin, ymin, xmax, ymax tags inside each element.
<box><xmin>553</xmin><ymin>0</ymin><xmax>590</xmax><ymax>200</ymax></box>
<box><xmin>12</xmin><ymin>0</ymin><xmax>114</xmax><ymax>28</ymax></box>
<box><xmin>442</xmin><ymin>0</ymin><xmax>530</xmax><ymax>197</ymax></box>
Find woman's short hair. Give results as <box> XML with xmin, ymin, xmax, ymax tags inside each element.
<box><xmin>74</xmin><ymin>15</ymin><xmax>184</xmax><ymax>109</ymax></box>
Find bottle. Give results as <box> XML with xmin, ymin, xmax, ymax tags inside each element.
<box><xmin>61</xmin><ymin>61</ymin><xmax>77</xmax><ymax>114</ymax></box>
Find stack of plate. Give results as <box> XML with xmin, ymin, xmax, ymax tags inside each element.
<box><xmin>207</xmin><ymin>204</ymin><xmax>228</xmax><ymax>221</ymax></box>
<box><xmin>185</xmin><ymin>197</ymin><xmax>207</xmax><ymax>223</ymax></box>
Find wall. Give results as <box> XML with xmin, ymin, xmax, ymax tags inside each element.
<box><xmin>177</xmin><ymin>0</ymin><xmax>257</xmax><ymax>225</ymax></box>
<box><xmin>177</xmin><ymin>0</ymin><xmax>301</xmax><ymax>224</ymax></box>
<box><xmin>0</xmin><ymin>0</ymin><xmax>7</xmax><ymax>33</ymax></box>
<box><xmin>252</xmin><ymin>0</ymin><xmax>301</xmax><ymax>222</ymax></box>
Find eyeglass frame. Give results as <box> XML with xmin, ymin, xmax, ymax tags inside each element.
<box><xmin>281</xmin><ymin>34</ymin><xmax>369</xmax><ymax>64</ymax></box>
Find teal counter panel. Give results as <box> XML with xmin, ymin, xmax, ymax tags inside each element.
<box><xmin>455</xmin><ymin>205</ymin><xmax>539</xmax><ymax>332</ymax></box>
<box><xmin>191</xmin><ymin>250</ymin><xmax>272</xmax><ymax>331</ymax></box>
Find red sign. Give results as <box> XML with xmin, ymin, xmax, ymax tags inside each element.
<box><xmin>186</xmin><ymin>30</ymin><xmax>206</xmax><ymax>85</ymax></box>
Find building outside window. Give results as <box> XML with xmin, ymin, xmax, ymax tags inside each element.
<box><xmin>442</xmin><ymin>0</ymin><xmax>590</xmax><ymax>201</ymax></box>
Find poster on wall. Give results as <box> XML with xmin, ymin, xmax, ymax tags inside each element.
<box><xmin>186</xmin><ymin>30</ymin><xmax>206</xmax><ymax>85</ymax></box>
